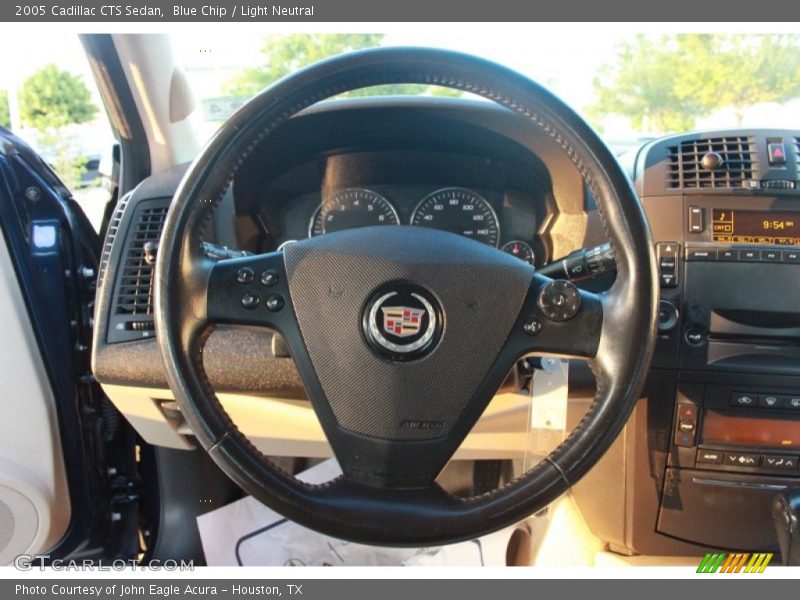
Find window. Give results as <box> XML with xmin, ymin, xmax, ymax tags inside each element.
<box><xmin>0</xmin><ymin>31</ymin><xmax>115</xmax><ymax>232</ymax></box>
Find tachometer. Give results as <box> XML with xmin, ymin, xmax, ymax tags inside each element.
<box><xmin>410</xmin><ymin>188</ymin><xmax>500</xmax><ymax>247</ymax></box>
<box><xmin>309</xmin><ymin>188</ymin><xmax>399</xmax><ymax>236</ymax></box>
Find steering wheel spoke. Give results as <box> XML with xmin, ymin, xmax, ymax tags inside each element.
<box><xmin>206</xmin><ymin>252</ymin><xmax>297</xmax><ymax>332</ymax></box>
<box><xmin>502</xmin><ymin>273</ymin><xmax>605</xmax><ymax>361</ymax></box>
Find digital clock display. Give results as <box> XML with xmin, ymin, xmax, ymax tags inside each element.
<box><xmin>712</xmin><ymin>209</ymin><xmax>800</xmax><ymax>245</ymax></box>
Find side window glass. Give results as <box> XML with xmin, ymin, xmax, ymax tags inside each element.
<box><xmin>0</xmin><ymin>34</ymin><xmax>115</xmax><ymax>233</ymax></box>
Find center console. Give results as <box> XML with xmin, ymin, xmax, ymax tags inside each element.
<box><xmin>577</xmin><ymin>130</ymin><xmax>800</xmax><ymax>555</ymax></box>
<box><xmin>657</xmin><ymin>131</ymin><xmax>800</xmax><ymax>552</ymax></box>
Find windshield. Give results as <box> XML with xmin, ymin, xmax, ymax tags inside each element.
<box><xmin>171</xmin><ymin>30</ymin><xmax>800</xmax><ymax>151</ymax></box>
<box><xmin>0</xmin><ymin>29</ymin><xmax>798</xmax><ymax>223</ymax></box>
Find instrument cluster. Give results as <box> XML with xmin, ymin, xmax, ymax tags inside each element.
<box><xmin>298</xmin><ymin>184</ymin><xmax>536</xmax><ymax>265</ymax></box>
<box><xmin>248</xmin><ymin>150</ymin><xmax>551</xmax><ymax>268</ymax></box>
<box><xmin>310</xmin><ymin>186</ymin><xmax>502</xmax><ymax>245</ymax></box>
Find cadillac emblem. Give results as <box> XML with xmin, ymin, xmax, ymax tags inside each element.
<box><xmin>363</xmin><ymin>283</ymin><xmax>442</xmax><ymax>359</ymax></box>
<box><xmin>381</xmin><ymin>306</ymin><xmax>424</xmax><ymax>338</ymax></box>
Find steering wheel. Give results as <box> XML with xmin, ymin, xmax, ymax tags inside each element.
<box><xmin>155</xmin><ymin>47</ymin><xmax>657</xmax><ymax>546</ymax></box>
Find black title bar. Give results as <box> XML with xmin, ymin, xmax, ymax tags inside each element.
<box><xmin>2</xmin><ymin>0</ymin><xmax>800</xmax><ymax>22</ymax></box>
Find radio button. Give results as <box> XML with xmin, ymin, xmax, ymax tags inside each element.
<box><xmin>758</xmin><ymin>394</ymin><xmax>784</xmax><ymax>408</ymax></box>
<box><xmin>739</xmin><ymin>249</ymin><xmax>759</xmax><ymax>261</ymax></box>
<box><xmin>760</xmin><ymin>249</ymin><xmax>782</xmax><ymax>262</ymax></box>
<box><xmin>659</xmin><ymin>257</ymin><xmax>676</xmax><ymax>270</ymax></box>
<box><xmin>763</xmin><ymin>455</ymin><xmax>798</xmax><ymax>471</ymax></box>
<box><xmin>783</xmin><ymin>250</ymin><xmax>800</xmax><ymax>263</ymax></box>
<box><xmin>696</xmin><ymin>449</ymin><xmax>724</xmax><ymax>465</ymax></box>
<box><xmin>686</xmin><ymin>248</ymin><xmax>717</xmax><ymax>261</ymax></box>
<box><xmin>660</xmin><ymin>272</ymin><xmax>677</xmax><ymax>287</ymax></box>
<box><xmin>686</xmin><ymin>327</ymin><xmax>706</xmax><ymax>346</ymax></box>
<box><xmin>724</xmin><ymin>452</ymin><xmax>760</xmax><ymax>467</ymax></box>
<box><xmin>688</xmin><ymin>206</ymin><xmax>704</xmax><ymax>233</ymax></box>
<box><xmin>730</xmin><ymin>392</ymin><xmax>756</xmax><ymax>407</ymax></box>
<box><xmin>656</xmin><ymin>242</ymin><xmax>679</xmax><ymax>288</ymax></box>
<box><xmin>657</xmin><ymin>242</ymin><xmax>678</xmax><ymax>258</ymax></box>
<box><xmin>718</xmin><ymin>248</ymin><xmax>737</xmax><ymax>261</ymax></box>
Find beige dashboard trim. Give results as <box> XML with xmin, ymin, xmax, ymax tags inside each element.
<box><xmin>101</xmin><ymin>383</ymin><xmax>537</xmax><ymax>460</ymax></box>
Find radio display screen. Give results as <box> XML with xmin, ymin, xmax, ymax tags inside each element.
<box><xmin>702</xmin><ymin>410</ymin><xmax>800</xmax><ymax>449</ymax></box>
<box><xmin>712</xmin><ymin>209</ymin><xmax>800</xmax><ymax>245</ymax></box>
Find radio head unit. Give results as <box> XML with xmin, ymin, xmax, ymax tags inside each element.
<box><xmin>712</xmin><ymin>208</ymin><xmax>800</xmax><ymax>245</ymax></box>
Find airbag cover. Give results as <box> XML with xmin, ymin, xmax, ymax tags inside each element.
<box><xmin>283</xmin><ymin>226</ymin><xmax>532</xmax><ymax>440</ymax></box>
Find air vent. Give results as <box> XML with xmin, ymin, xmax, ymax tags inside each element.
<box><xmin>667</xmin><ymin>136</ymin><xmax>754</xmax><ymax>189</ymax></box>
<box><xmin>795</xmin><ymin>137</ymin><xmax>800</xmax><ymax>164</ymax></box>
<box><xmin>97</xmin><ymin>193</ymin><xmax>130</xmax><ymax>289</ymax></box>
<box><xmin>114</xmin><ymin>205</ymin><xmax>168</xmax><ymax>316</ymax></box>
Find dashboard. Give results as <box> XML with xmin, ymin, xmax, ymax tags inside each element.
<box><xmin>90</xmin><ymin>93</ymin><xmax>800</xmax><ymax>558</ymax></box>
<box><xmin>222</xmin><ymin>99</ymin><xmax>576</xmax><ymax>271</ymax></box>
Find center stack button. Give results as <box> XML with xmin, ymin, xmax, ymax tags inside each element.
<box><xmin>656</xmin><ymin>242</ymin><xmax>679</xmax><ymax>288</ymax></box>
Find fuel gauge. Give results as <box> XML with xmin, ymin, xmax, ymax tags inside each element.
<box><xmin>501</xmin><ymin>240</ymin><xmax>535</xmax><ymax>266</ymax></box>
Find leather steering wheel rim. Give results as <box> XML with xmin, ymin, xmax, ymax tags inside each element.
<box><xmin>155</xmin><ymin>47</ymin><xmax>658</xmax><ymax>546</ymax></box>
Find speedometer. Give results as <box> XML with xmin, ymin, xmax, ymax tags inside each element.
<box><xmin>410</xmin><ymin>188</ymin><xmax>500</xmax><ymax>247</ymax></box>
<box><xmin>309</xmin><ymin>188</ymin><xmax>399</xmax><ymax>236</ymax></box>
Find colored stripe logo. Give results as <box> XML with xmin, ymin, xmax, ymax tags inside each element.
<box><xmin>697</xmin><ymin>552</ymin><xmax>772</xmax><ymax>573</ymax></box>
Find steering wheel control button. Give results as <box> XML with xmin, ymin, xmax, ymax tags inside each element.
<box><xmin>265</xmin><ymin>294</ymin><xmax>284</xmax><ymax>312</ymax></box>
<box><xmin>363</xmin><ymin>283</ymin><xmax>442</xmax><ymax>360</ymax></box>
<box><xmin>236</xmin><ymin>267</ymin><xmax>255</xmax><ymax>284</ymax></box>
<box><xmin>261</xmin><ymin>269</ymin><xmax>280</xmax><ymax>287</ymax></box>
<box><xmin>523</xmin><ymin>317</ymin><xmax>543</xmax><ymax>336</ymax></box>
<box><xmin>241</xmin><ymin>291</ymin><xmax>260</xmax><ymax>309</ymax></box>
<box><xmin>538</xmin><ymin>280</ymin><xmax>580</xmax><ymax>322</ymax></box>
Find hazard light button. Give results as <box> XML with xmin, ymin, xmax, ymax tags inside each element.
<box><xmin>768</xmin><ymin>142</ymin><xmax>787</xmax><ymax>166</ymax></box>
